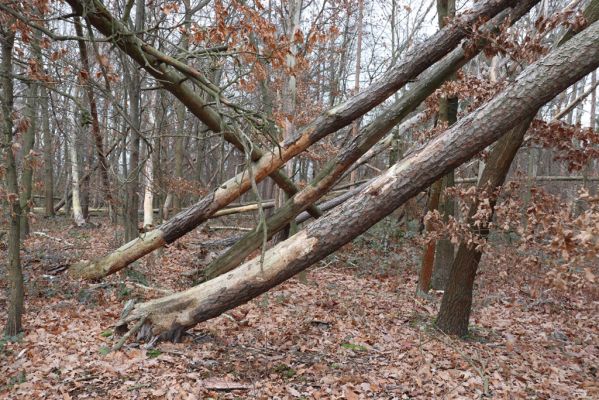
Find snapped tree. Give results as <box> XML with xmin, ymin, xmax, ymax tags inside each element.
<box><xmin>115</xmin><ymin>20</ymin><xmax>599</xmax><ymax>341</ymax></box>
<box><xmin>67</xmin><ymin>0</ymin><xmax>520</xmax><ymax>280</ymax></box>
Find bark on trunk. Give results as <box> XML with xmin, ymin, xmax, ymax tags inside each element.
<box><xmin>1</xmin><ymin>26</ymin><xmax>23</xmax><ymax>336</ymax></box>
<box><xmin>69</xmin><ymin>0</ymin><xmax>520</xmax><ymax>280</ymax></box>
<box><xmin>116</xmin><ymin>22</ymin><xmax>599</xmax><ymax>340</ymax></box>
<box><xmin>67</xmin><ymin>119</ymin><xmax>86</xmax><ymax>227</ymax></box>
<box><xmin>135</xmin><ymin>0</ymin><xmax>540</xmax><ymax>282</ymax></box>
<box><xmin>74</xmin><ymin>17</ymin><xmax>114</xmax><ymax>219</ymax></box>
<box><xmin>19</xmin><ymin>81</ymin><xmax>38</xmax><ymax>239</ymax></box>
<box><xmin>435</xmin><ymin>116</ymin><xmax>534</xmax><ymax>336</ymax></box>
<box><xmin>417</xmin><ymin>179</ymin><xmax>443</xmax><ymax>294</ymax></box>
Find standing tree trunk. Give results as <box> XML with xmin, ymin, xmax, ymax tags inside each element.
<box><xmin>435</xmin><ymin>116</ymin><xmax>534</xmax><ymax>336</ymax></box>
<box><xmin>418</xmin><ymin>0</ymin><xmax>457</xmax><ymax>294</ymax></box>
<box><xmin>40</xmin><ymin>81</ymin><xmax>54</xmax><ymax>217</ymax></box>
<box><xmin>1</xmin><ymin>24</ymin><xmax>24</xmax><ymax>336</ymax></box>
<box><xmin>349</xmin><ymin>0</ymin><xmax>364</xmax><ymax>187</ymax></box>
<box><xmin>116</xmin><ymin>23</ymin><xmax>599</xmax><ymax>340</ymax></box>
<box><xmin>68</xmin><ymin>112</ymin><xmax>86</xmax><ymax>227</ymax></box>
<box><xmin>123</xmin><ymin>0</ymin><xmax>145</xmax><ymax>242</ymax></box>
<box><xmin>273</xmin><ymin>0</ymin><xmax>303</xmax><ymax>243</ymax></box>
<box><xmin>74</xmin><ymin>17</ymin><xmax>114</xmax><ymax>219</ymax></box>
<box><xmin>19</xmin><ymin>81</ymin><xmax>38</xmax><ymax>239</ymax></box>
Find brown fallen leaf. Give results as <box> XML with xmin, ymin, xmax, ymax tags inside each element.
<box><xmin>200</xmin><ymin>378</ymin><xmax>250</xmax><ymax>391</ymax></box>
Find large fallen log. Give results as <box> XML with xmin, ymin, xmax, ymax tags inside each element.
<box><xmin>69</xmin><ymin>0</ymin><xmax>518</xmax><ymax>280</ymax></box>
<box><xmin>116</xmin><ymin>19</ymin><xmax>599</xmax><ymax>341</ymax></box>
<box><xmin>201</xmin><ymin>0</ymin><xmax>541</xmax><ymax>281</ymax></box>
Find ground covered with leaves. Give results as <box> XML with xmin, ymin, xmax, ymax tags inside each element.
<box><xmin>1</xmin><ymin>216</ymin><xmax>598</xmax><ymax>399</ymax></box>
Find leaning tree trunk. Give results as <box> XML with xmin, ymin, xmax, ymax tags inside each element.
<box><xmin>69</xmin><ymin>0</ymin><xmax>519</xmax><ymax>280</ymax></box>
<box><xmin>1</xmin><ymin>25</ymin><xmax>24</xmax><ymax>336</ymax></box>
<box><xmin>116</xmin><ymin>22</ymin><xmax>599</xmax><ymax>341</ymax></box>
<box><xmin>435</xmin><ymin>116</ymin><xmax>534</xmax><ymax>336</ymax></box>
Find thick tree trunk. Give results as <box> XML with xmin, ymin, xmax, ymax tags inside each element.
<box><xmin>1</xmin><ymin>27</ymin><xmax>24</xmax><ymax>336</ymax></box>
<box><xmin>69</xmin><ymin>0</ymin><xmax>520</xmax><ymax>280</ymax></box>
<box><xmin>435</xmin><ymin>116</ymin><xmax>534</xmax><ymax>336</ymax></box>
<box><xmin>117</xmin><ymin>22</ymin><xmax>599</xmax><ymax>340</ymax></box>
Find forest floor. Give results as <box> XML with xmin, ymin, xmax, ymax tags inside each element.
<box><xmin>0</xmin><ymin>215</ymin><xmax>598</xmax><ymax>399</ymax></box>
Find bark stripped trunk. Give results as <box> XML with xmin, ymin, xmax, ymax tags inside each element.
<box><xmin>69</xmin><ymin>0</ymin><xmax>519</xmax><ymax>280</ymax></box>
<box><xmin>435</xmin><ymin>116</ymin><xmax>534</xmax><ymax>336</ymax></box>
<box><xmin>1</xmin><ymin>26</ymin><xmax>24</xmax><ymax>335</ymax></box>
<box><xmin>116</xmin><ymin>22</ymin><xmax>599</xmax><ymax>340</ymax></box>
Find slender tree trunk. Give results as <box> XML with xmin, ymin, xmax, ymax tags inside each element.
<box><xmin>349</xmin><ymin>0</ymin><xmax>364</xmax><ymax>187</ymax></box>
<box><xmin>19</xmin><ymin>81</ymin><xmax>38</xmax><ymax>239</ymax></box>
<box><xmin>69</xmin><ymin>0</ymin><xmax>530</xmax><ymax>280</ymax></box>
<box><xmin>273</xmin><ymin>0</ymin><xmax>303</xmax><ymax>243</ymax></box>
<box><xmin>116</xmin><ymin>23</ymin><xmax>599</xmax><ymax>340</ymax></box>
<box><xmin>143</xmin><ymin>142</ymin><xmax>154</xmax><ymax>229</ymax></box>
<box><xmin>1</xmin><ymin>27</ymin><xmax>24</xmax><ymax>335</ymax></box>
<box><xmin>41</xmin><ymin>87</ymin><xmax>54</xmax><ymax>217</ymax></box>
<box><xmin>68</xmin><ymin>117</ymin><xmax>86</xmax><ymax>227</ymax></box>
<box><xmin>418</xmin><ymin>0</ymin><xmax>457</xmax><ymax>294</ymax></box>
<box><xmin>435</xmin><ymin>116</ymin><xmax>534</xmax><ymax>335</ymax></box>
<box><xmin>124</xmin><ymin>0</ymin><xmax>144</xmax><ymax>242</ymax></box>
<box><xmin>173</xmin><ymin>1</ymin><xmax>191</xmax><ymax>212</ymax></box>
<box><xmin>74</xmin><ymin>17</ymin><xmax>114</xmax><ymax>219</ymax></box>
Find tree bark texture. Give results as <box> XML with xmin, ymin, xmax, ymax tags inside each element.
<box><xmin>1</xmin><ymin>26</ymin><xmax>24</xmax><ymax>336</ymax></box>
<box><xmin>435</xmin><ymin>116</ymin><xmax>535</xmax><ymax>336</ymax></box>
<box><xmin>116</xmin><ymin>21</ymin><xmax>599</xmax><ymax>340</ymax></box>
<box><xmin>68</xmin><ymin>0</ymin><xmax>521</xmax><ymax>280</ymax></box>
<box><xmin>74</xmin><ymin>17</ymin><xmax>114</xmax><ymax>218</ymax></box>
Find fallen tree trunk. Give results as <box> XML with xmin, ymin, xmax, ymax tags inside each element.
<box><xmin>69</xmin><ymin>0</ymin><xmax>518</xmax><ymax>280</ymax></box>
<box><xmin>201</xmin><ymin>0</ymin><xmax>541</xmax><ymax>282</ymax></box>
<box><xmin>116</xmin><ymin>20</ymin><xmax>599</xmax><ymax>341</ymax></box>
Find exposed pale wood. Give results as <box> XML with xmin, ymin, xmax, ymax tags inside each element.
<box><xmin>116</xmin><ymin>21</ymin><xmax>599</xmax><ymax>340</ymax></box>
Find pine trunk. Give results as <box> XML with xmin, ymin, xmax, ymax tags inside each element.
<box><xmin>117</xmin><ymin>24</ymin><xmax>599</xmax><ymax>340</ymax></box>
<box><xmin>69</xmin><ymin>0</ymin><xmax>534</xmax><ymax>280</ymax></box>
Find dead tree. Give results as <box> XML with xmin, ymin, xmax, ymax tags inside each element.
<box><xmin>115</xmin><ymin>21</ymin><xmax>599</xmax><ymax>341</ymax></box>
<box><xmin>67</xmin><ymin>0</ymin><xmax>519</xmax><ymax>280</ymax></box>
